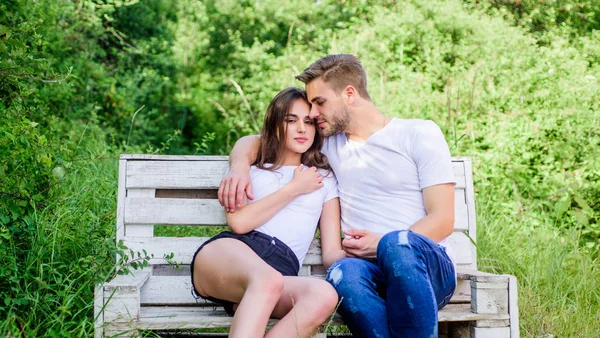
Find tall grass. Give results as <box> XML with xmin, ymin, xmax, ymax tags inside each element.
<box><xmin>477</xmin><ymin>198</ymin><xmax>600</xmax><ymax>337</ymax></box>
<box><xmin>0</xmin><ymin>147</ymin><xmax>120</xmax><ymax>336</ymax></box>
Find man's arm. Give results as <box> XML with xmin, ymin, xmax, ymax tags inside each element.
<box><xmin>217</xmin><ymin>135</ymin><xmax>260</xmax><ymax>212</ymax></box>
<box><xmin>342</xmin><ymin>183</ymin><xmax>455</xmax><ymax>257</ymax></box>
<box><xmin>408</xmin><ymin>183</ymin><xmax>455</xmax><ymax>242</ymax></box>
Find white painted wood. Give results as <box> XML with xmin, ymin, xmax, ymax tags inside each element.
<box><xmin>98</xmin><ymin>156</ymin><xmax>518</xmax><ymax>337</ymax></box>
<box><xmin>94</xmin><ymin>284</ymin><xmax>104</xmax><ymax>338</ymax></box>
<box><xmin>464</xmin><ymin>158</ymin><xmax>477</xmax><ymax>270</ymax></box>
<box><xmin>471</xmin><ymin>281</ymin><xmax>509</xmax><ymax>314</ymax></box>
<box><xmin>471</xmin><ymin>326</ymin><xmax>510</xmax><ymax>338</ymax></box>
<box><xmin>116</xmin><ymin>160</ymin><xmax>127</xmax><ymax>244</ymax></box>
<box><xmin>103</xmin><ymin>268</ymin><xmax>152</xmax><ymax>324</ymax></box>
<box><xmin>312</xmin><ymin>334</ymin><xmax>327</xmax><ymax>338</ymax></box>
<box><xmin>105</xmin><ymin>267</ymin><xmax>152</xmax><ymax>288</ymax></box>
<box><xmin>121</xmin><ymin>231</ymin><xmax>473</xmax><ymax>269</ymax></box>
<box><xmin>461</xmin><ymin>270</ymin><xmax>510</xmax><ymax>283</ymax></box>
<box><xmin>125</xmin><ymin>189</ymin><xmax>156</xmax><ymax>237</ymax></box>
<box><xmin>122</xmin><ymin>237</ymin><xmax>205</xmax><ymax>265</ymax></box>
<box><xmin>475</xmin><ymin>319</ymin><xmax>510</xmax><ymax>328</ymax></box>
<box><xmin>455</xmin><ymin>188</ymin><xmax>469</xmax><ymax>232</ymax></box>
<box><xmin>139</xmin><ymin>274</ymin><xmax>474</xmax><ymax>307</ymax></box>
<box><xmin>124</xmin><ymin>198</ymin><xmax>226</xmax><ymax>225</ymax></box>
<box><xmin>107</xmin><ymin>304</ymin><xmax>509</xmax><ymax>331</ymax></box>
<box><xmin>508</xmin><ymin>275</ymin><xmax>520</xmax><ymax>338</ymax></box>
<box><xmin>121</xmin><ymin>154</ymin><xmax>229</xmax><ymax>161</ymax></box>
<box><xmin>126</xmin><ymin>160</ymin><xmax>229</xmax><ymax>189</ymax></box>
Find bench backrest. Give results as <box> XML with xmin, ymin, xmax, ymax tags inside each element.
<box><xmin>117</xmin><ymin>155</ymin><xmax>477</xmax><ymax>275</ymax></box>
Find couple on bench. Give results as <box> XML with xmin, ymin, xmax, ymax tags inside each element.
<box><xmin>190</xmin><ymin>54</ymin><xmax>457</xmax><ymax>338</ymax></box>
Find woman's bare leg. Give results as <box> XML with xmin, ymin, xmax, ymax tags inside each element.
<box><xmin>265</xmin><ymin>277</ymin><xmax>339</xmax><ymax>338</ymax></box>
<box><xmin>193</xmin><ymin>238</ymin><xmax>284</xmax><ymax>338</ymax></box>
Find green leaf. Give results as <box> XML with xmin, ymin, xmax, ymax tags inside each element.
<box><xmin>0</xmin><ymin>24</ymin><xmax>10</xmax><ymax>36</ymax></box>
<box><xmin>554</xmin><ymin>199</ymin><xmax>571</xmax><ymax>218</ymax></box>
<box><xmin>573</xmin><ymin>195</ymin><xmax>591</xmax><ymax>211</ymax></box>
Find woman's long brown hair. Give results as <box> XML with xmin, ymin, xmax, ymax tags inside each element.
<box><xmin>255</xmin><ymin>87</ymin><xmax>330</xmax><ymax>171</ymax></box>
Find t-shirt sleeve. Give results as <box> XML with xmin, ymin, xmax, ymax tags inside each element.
<box><xmin>410</xmin><ymin>120</ymin><xmax>456</xmax><ymax>189</ymax></box>
<box><xmin>322</xmin><ymin>171</ymin><xmax>339</xmax><ymax>202</ymax></box>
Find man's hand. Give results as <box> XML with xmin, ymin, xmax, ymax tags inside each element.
<box><xmin>342</xmin><ymin>229</ymin><xmax>382</xmax><ymax>259</ymax></box>
<box><xmin>218</xmin><ymin>166</ymin><xmax>254</xmax><ymax>213</ymax></box>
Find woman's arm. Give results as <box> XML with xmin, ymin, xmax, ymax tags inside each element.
<box><xmin>319</xmin><ymin>198</ymin><xmax>346</xmax><ymax>268</ymax></box>
<box><xmin>226</xmin><ymin>165</ymin><xmax>324</xmax><ymax>234</ymax></box>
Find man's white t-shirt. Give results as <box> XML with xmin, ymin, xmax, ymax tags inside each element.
<box><xmin>250</xmin><ymin>165</ymin><xmax>338</xmax><ymax>266</ymax></box>
<box><xmin>321</xmin><ymin>118</ymin><xmax>456</xmax><ymax>258</ymax></box>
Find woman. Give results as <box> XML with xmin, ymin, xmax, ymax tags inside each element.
<box><xmin>191</xmin><ymin>87</ymin><xmax>346</xmax><ymax>338</ymax></box>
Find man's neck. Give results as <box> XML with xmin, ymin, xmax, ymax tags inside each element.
<box><xmin>344</xmin><ymin>102</ymin><xmax>388</xmax><ymax>142</ymax></box>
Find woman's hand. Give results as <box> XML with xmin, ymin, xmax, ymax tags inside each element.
<box><xmin>287</xmin><ymin>165</ymin><xmax>324</xmax><ymax>195</ymax></box>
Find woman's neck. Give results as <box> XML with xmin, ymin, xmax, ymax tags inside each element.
<box><xmin>280</xmin><ymin>152</ymin><xmax>302</xmax><ymax>166</ymax></box>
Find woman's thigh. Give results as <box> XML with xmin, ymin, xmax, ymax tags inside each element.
<box><xmin>193</xmin><ymin>238</ymin><xmax>281</xmax><ymax>303</ymax></box>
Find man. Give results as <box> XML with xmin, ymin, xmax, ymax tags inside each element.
<box><xmin>219</xmin><ymin>54</ymin><xmax>456</xmax><ymax>338</ymax></box>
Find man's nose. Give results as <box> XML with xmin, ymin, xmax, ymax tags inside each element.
<box><xmin>309</xmin><ymin>105</ymin><xmax>320</xmax><ymax>119</ymax></box>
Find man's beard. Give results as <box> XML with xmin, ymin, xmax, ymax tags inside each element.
<box><xmin>323</xmin><ymin>106</ymin><xmax>351</xmax><ymax>137</ymax></box>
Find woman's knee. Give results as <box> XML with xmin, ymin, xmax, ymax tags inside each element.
<box><xmin>303</xmin><ymin>281</ymin><xmax>339</xmax><ymax>325</ymax></box>
<box><xmin>248</xmin><ymin>269</ymin><xmax>285</xmax><ymax>296</ymax></box>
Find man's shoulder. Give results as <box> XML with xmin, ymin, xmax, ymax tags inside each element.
<box><xmin>391</xmin><ymin>118</ymin><xmax>439</xmax><ymax>129</ymax></box>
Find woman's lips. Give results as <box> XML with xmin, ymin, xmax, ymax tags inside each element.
<box><xmin>295</xmin><ymin>137</ymin><xmax>308</xmax><ymax>143</ymax></box>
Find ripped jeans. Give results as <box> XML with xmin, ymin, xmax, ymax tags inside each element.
<box><xmin>326</xmin><ymin>230</ymin><xmax>456</xmax><ymax>338</ymax></box>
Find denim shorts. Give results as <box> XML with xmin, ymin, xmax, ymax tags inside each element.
<box><xmin>190</xmin><ymin>230</ymin><xmax>300</xmax><ymax>315</ymax></box>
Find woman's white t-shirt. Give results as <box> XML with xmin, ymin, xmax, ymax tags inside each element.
<box><xmin>250</xmin><ymin>165</ymin><xmax>338</xmax><ymax>266</ymax></box>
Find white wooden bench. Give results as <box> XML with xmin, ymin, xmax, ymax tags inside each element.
<box><xmin>94</xmin><ymin>154</ymin><xmax>520</xmax><ymax>337</ymax></box>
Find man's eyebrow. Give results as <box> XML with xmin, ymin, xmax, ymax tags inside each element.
<box><xmin>310</xmin><ymin>96</ymin><xmax>323</xmax><ymax>103</ymax></box>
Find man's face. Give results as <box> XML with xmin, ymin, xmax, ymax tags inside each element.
<box><xmin>306</xmin><ymin>78</ymin><xmax>350</xmax><ymax>137</ymax></box>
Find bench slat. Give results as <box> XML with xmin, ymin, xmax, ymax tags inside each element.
<box><xmin>112</xmin><ymin>304</ymin><xmax>509</xmax><ymax>331</ymax></box>
<box><xmin>123</xmin><ymin>231</ymin><xmax>473</xmax><ymax>267</ymax></box>
<box><xmin>125</xmin><ymin>159</ymin><xmax>466</xmax><ymax>190</ymax></box>
<box><xmin>124</xmin><ymin>198</ymin><xmax>226</xmax><ymax>225</ymax></box>
<box><xmin>139</xmin><ymin>275</ymin><xmax>471</xmax><ymax>306</ymax></box>
<box><xmin>126</xmin><ymin>160</ymin><xmax>229</xmax><ymax>189</ymax></box>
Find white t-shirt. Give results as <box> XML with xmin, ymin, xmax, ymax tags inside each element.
<box><xmin>250</xmin><ymin>165</ymin><xmax>338</xmax><ymax>266</ymax></box>
<box><xmin>321</xmin><ymin>118</ymin><xmax>456</xmax><ymax>258</ymax></box>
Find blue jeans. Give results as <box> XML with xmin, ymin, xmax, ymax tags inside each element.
<box><xmin>326</xmin><ymin>230</ymin><xmax>456</xmax><ymax>338</ymax></box>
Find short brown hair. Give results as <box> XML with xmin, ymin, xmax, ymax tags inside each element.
<box><xmin>296</xmin><ymin>54</ymin><xmax>371</xmax><ymax>101</ymax></box>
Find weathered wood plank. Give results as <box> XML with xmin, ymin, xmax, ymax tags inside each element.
<box><xmin>109</xmin><ymin>304</ymin><xmax>509</xmax><ymax>331</ymax></box>
<box><xmin>116</xmin><ymin>159</ymin><xmax>127</xmax><ymax>244</ymax></box>
<box><xmin>122</xmin><ymin>230</ymin><xmax>474</xmax><ymax>268</ymax></box>
<box><xmin>122</xmin><ymin>190</ymin><xmax>468</xmax><ymax>230</ymax></box>
<box><xmin>125</xmin><ymin>189</ymin><xmax>155</xmax><ymax>237</ymax></box>
<box><xmin>508</xmin><ymin>275</ymin><xmax>520</xmax><ymax>338</ymax></box>
<box><xmin>463</xmin><ymin>158</ymin><xmax>477</xmax><ymax>270</ymax></box>
<box><xmin>471</xmin><ymin>281</ymin><xmax>509</xmax><ymax>315</ymax></box>
<box><xmin>94</xmin><ymin>284</ymin><xmax>104</xmax><ymax>338</ymax></box>
<box><xmin>471</xmin><ymin>326</ymin><xmax>510</xmax><ymax>338</ymax></box>
<box><xmin>139</xmin><ymin>275</ymin><xmax>471</xmax><ymax>306</ymax></box>
<box><xmin>124</xmin><ymin>158</ymin><xmax>466</xmax><ymax>189</ymax></box>
<box><xmin>121</xmin><ymin>154</ymin><xmax>229</xmax><ymax>161</ymax></box>
<box><xmin>126</xmin><ymin>161</ymin><xmax>229</xmax><ymax>189</ymax></box>
<box><xmin>124</xmin><ymin>198</ymin><xmax>226</xmax><ymax>225</ymax></box>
